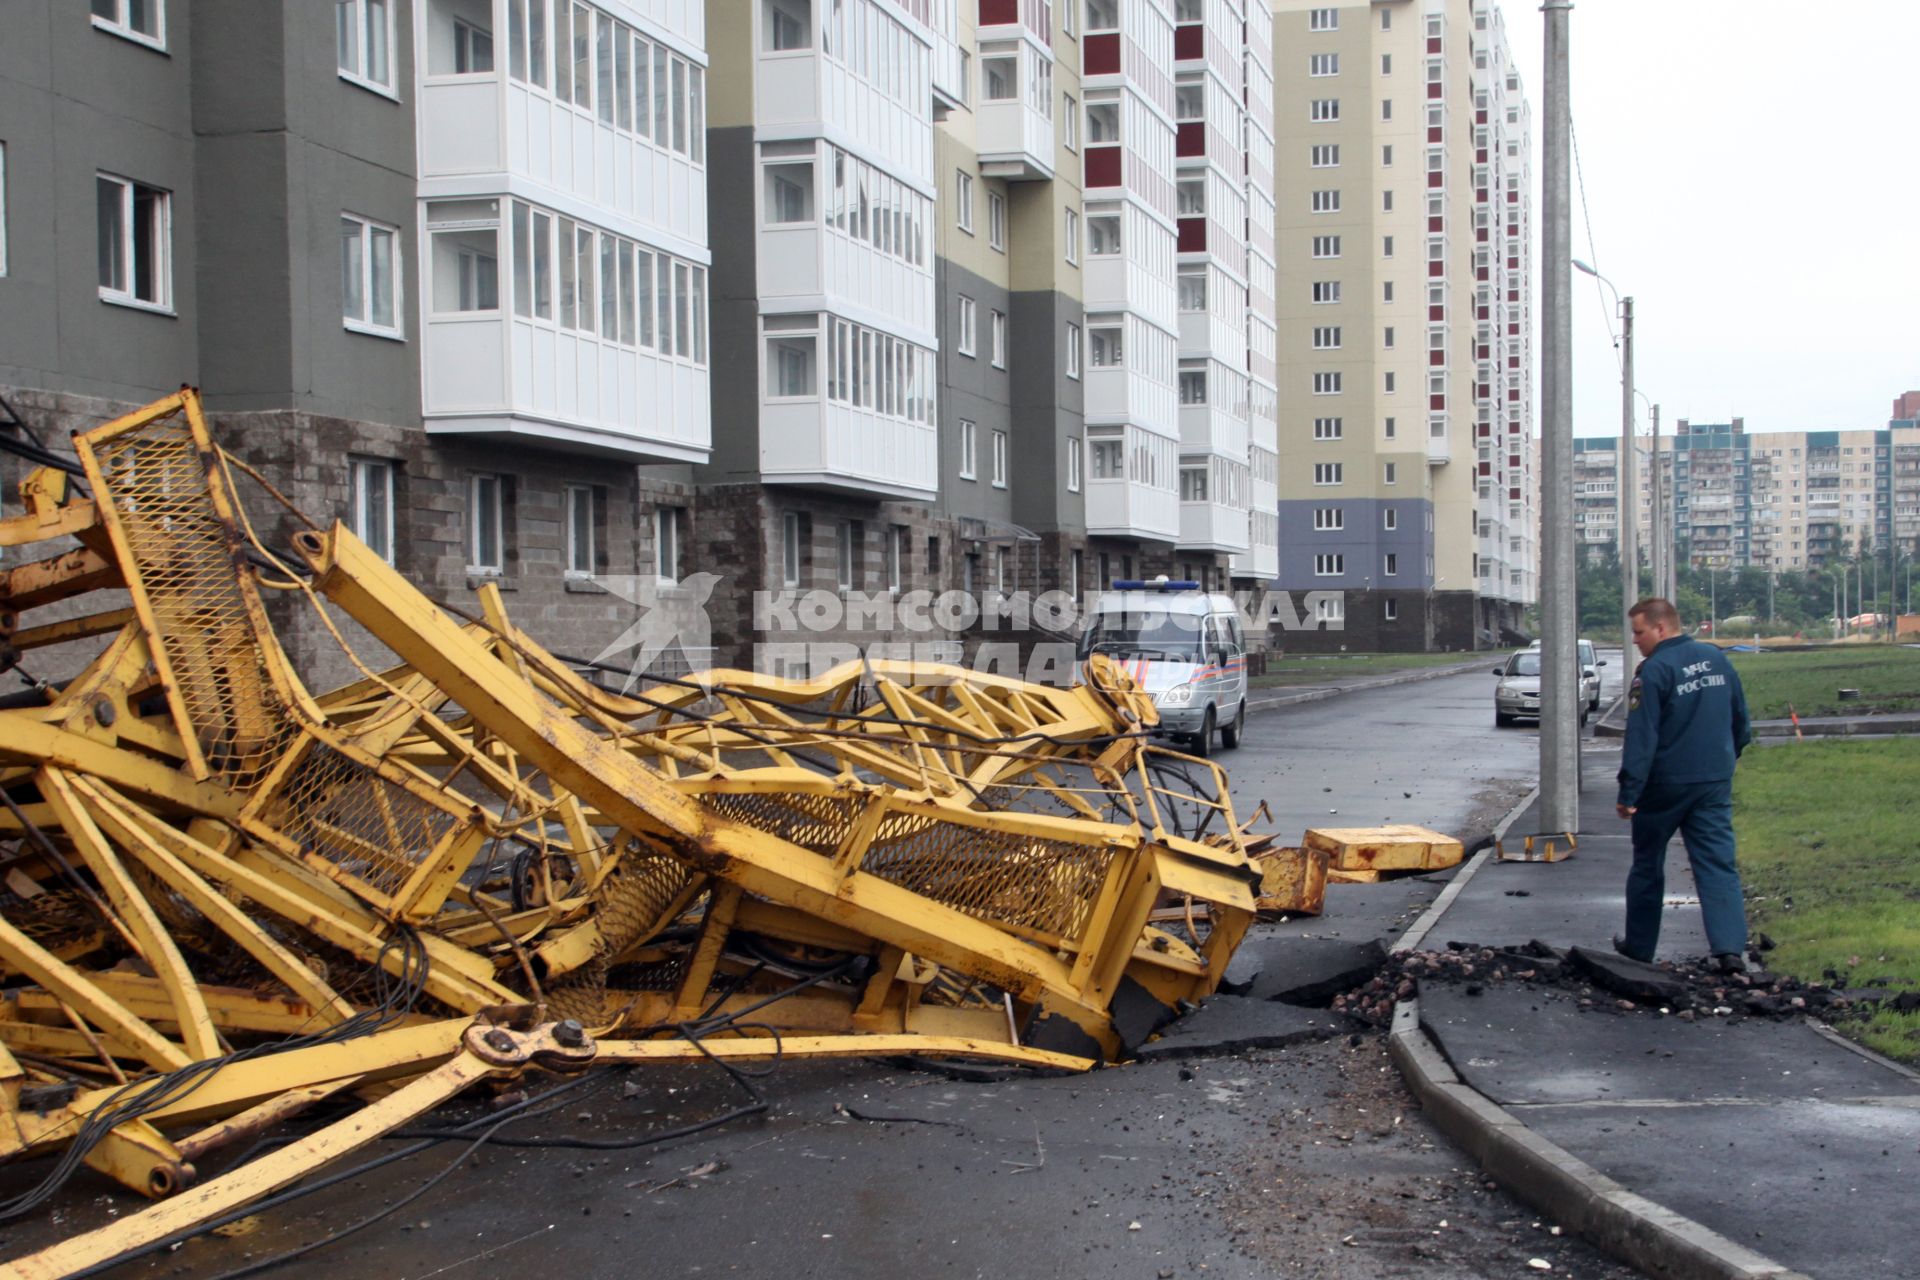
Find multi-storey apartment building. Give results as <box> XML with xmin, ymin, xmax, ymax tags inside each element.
<box><xmin>0</xmin><ymin>0</ymin><xmax>712</xmax><ymax>686</ymax></box>
<box><xmin>1270</xmin><ymin>0</ymin><xmax>1535</xmax><ymax>651</ymax></box>
<box><xmin>1574</xmin><ymin>412</ymin><xmax>1920</xmax><ymax>576</ymax></box>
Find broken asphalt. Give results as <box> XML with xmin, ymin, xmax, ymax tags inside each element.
<box><xmin>1389</xmin><ymin>750</ymin><xmax>1920</xmax><ymax>1280</ymax></box>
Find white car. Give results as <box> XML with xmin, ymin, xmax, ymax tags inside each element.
<box><xmin>1495</xmin><ymin>647</ymin><xmax>1595</xmax><ymax>728</ymax></box>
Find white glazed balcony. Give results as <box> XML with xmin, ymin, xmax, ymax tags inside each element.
<box><xmin>1086</xmin><ymin>478</ymin><xmax>1179</xmax><ymax>543</ymax></box>
<box><xmin>760</xmin><ymin>399</ymin><xmax>938</xmax><ymax>501</ymax></box>
<box><xmin>1179</xmin><ymin>500</ymin><xmax>1250</xmax><ymax>554</ymax></box>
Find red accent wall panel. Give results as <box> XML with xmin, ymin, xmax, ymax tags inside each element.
<box><xmin>1427</xmin><ymin>82</ymin><xmax>1442</xmax><ymax>99</ymax></box>
<box><xmin>1174</xmin><ymin>24</ymin><xmax>1204</xmax><ymax>59</ymax></box>
<box><xmin>980</xmin><ymin>0</ymin><xmax>1019</xmax><ymax>26</ymax></box>
<box><xmin>1427</xmin><ymin>36</ymin><xmax>1442</xmax><ymax>53</ymax></box>
<box><xmin>1428</xmin><ymin>261</ymin><xmax>1444</xmax><ymax>278</ymax></box>
<box><xmin>1429</xmin><ymin>305</ymin><xmax>1445</xmax><ymax>321</ymax></box>
<box><xmin>1178</xmin><ymin>217</ymin><xmax>1207</xmax><ymax>253</ymax></box>
<box><xmin>1427</xmin><ymin>171</ymin><xmax>1443</xmax><ymax>188</ymax></box>
<box><xmin>1431</xmin><ymin>394</ymin><xmax>1446</xmax><ymax>410</ymax></box>
<box><xmin>1084</xmin><ymin>32</ymin><xmax>1120</xmax><ymax>75</ymax></box>
<box><xmin>1177</xmin><ymin>121</ymin><xmax>1204</xmax><ymax>156</ymax></box>
<box><xmin>1430</xmin><ymin>350</ymin><xmax>1445</xmax><ymax>367</ymax></box>
<box><xmin>1084</xmin><ymin>145</ymin><xmax>1122</xmax><ymax>188</ymax></box>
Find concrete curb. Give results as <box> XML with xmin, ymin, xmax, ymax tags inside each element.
<box><xmin>1387</xmin><ymin>1000</ymin><xmax>1812</xmax><ymax>1280</ymax></box>
<box><xmin>1246</xmin><ymin>657</ymin><xmax>1490</xmax><ymax>716</ymax></box>
<box><xmin>1390</xmin><ymin>783</ymin><xmax>1539</xmax><ymax>955</ymax></box>
<box><xmin>1752</xmin><ymin>714</ymin><xmax>1920</xmax><ymax>738</ymax></box>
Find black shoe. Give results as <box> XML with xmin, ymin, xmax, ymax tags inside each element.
<box><xmin>1611</xmin><ymin>935</ymin><xmax>1653</xmax><ymax>964</ymax></box>
<box><xmin>1710</xmin><ymin>952</ymin><xmax>1749</xmax><ymax>976</ymax></box>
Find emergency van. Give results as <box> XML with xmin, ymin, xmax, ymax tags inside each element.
<box><xmin>1075</xmin><ymin>580</ymin><xmax>1249</xmax><ymax>755</ymax></box>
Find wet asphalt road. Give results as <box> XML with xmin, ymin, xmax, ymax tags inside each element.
<box><xmin>8</xmin><ymin>659</ymin><xmax>1640</xmax><ymax>1280</ymax></box>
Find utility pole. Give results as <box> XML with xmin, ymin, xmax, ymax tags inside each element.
<box><xmin>1618</xmin><ymin>297</ymin><xmax>1637</xmax><ymax>689</ymax></box>
<box><xmin>1539</xmin><ymin>0</ymin><xmax>1578</xmax><ymax>833</ymax></box>
<box><xmin>1649</xmin><ymin>404</ymin><xmax>1665</xmax><ymax>599</ymax></box>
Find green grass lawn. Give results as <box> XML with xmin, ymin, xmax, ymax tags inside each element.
<box><xmin>1734</xmin><ymin>739</ymin><xmax>1920</xmax><ymax>1062</ymax></box>
<box><xmin>1728</xmin><ymin>645</ymin><xmax>1920</xmax><ymax>719</ymax></box>
<box><xmin>1249</xmin><ymin>651</ymin><xmax>1482</xmax><ymax>689</ymax></box>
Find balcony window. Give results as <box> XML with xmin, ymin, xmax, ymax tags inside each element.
<box><xmin>1086</xmin><ymin>102</ymin><xmax>1119</xmax><ymax>144</ymax></box>
<box><xmin>1085</xmin><ymin>0</ymin><xmax>1117</xmax><ymax>32</ymax></box>
<box><xmin>1175</xmin><ymin>83</ymin><xmax>1203</xmax><ymax>120</ymax></box>
<box><xmin>96</xmin><ymin>174</ymin><xmax>171</xmax><ymax>311</ymax></box>
<box><xmin>983</xmin><ymin>55</ymin><xmax>1017</xmax><ymax>100</ymax></box>
<box><xmin>767</xmin><ymin>335</ymin><xmax>817</xmax><ymax>398</ymax></box>
<box><xmin>337</xmin><ymin>0</ymin><xmax>394</xmax><ymax>94</ymax></box>
<box><xmin>1089</xmin><ymin>326</ymin><xmax>1122</xmax><ymax>368</ymax></box>
<box><xmin>1177</xmin><ymin>180</ymin><xmax>1204</xmax><ymax>216</ymax></box>
<box><xmin>765</xmin><ymin>162</ymin><xmax>815</xmax><ymax>223</ymax></box>
<box><xmin>340</xmin><ymin>212</ymin><xmax>401</xmax><ymax>337</ymax></box>
<box><xmin>1179</xmin><ymin>371</ymin><xmax>1206</xmax><ymax>406</ymax></box>
<box><xmin>428</xmin><ymin>200</ymin><xmax>500</xmax><ymax>314</ymax></box>
<box><xmin>765</xmin><ymin>0</ymin><xmax>811</xmax><ymax>49</ymax></box>
<box><xmin>1087</xmin><ymin>214</ymin><xmax>1120</xmax><ymax>255</ymax></box>
<box><xmin>427</xmin><ymin>0</ymin><xmax>495</xmax><ymax>75</ymax></box>
<box><xmin>1090</xmin><ymin>434</ymin><xmax>1124</xmax><ymax>479</ymax></box>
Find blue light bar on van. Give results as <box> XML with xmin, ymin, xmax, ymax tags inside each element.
<box><xmin>1109</xmin><ymin>580</ymin><xmax>1202</xmax><ymax>591</ymax></box>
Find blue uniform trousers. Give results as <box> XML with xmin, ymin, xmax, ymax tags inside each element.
<box><xmin>1622</xmin><ymin>779</ymin><xmax>1747</xmax><ymax>960</ymax></box>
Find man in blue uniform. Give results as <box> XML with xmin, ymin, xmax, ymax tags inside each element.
<box><xmin>1614</xmin><ymin>597</ymin><xmax>1754</xmax><ymax>972</ymax></box>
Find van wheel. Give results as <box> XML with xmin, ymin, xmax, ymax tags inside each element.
<box><xmin>1220</xmin><ymin>701</ymin><xmax>1246</xmax><ymax>749</ymax></box>
<box><xmin>1189</xmin><ymin>707</ymin><xmax>1215</xmax><ymax>757</ymax></box>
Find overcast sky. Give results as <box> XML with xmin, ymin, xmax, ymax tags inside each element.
<box><xmin>1501</xmin><ymin>0</ymin><xmax>1920</xmax><ymax>440</ymax></box>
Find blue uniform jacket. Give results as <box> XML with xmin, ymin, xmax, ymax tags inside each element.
<box><xmin>1616</xmin><ymin>634</ymin><xmax>1753</xmax><ymax>808</ymax></box>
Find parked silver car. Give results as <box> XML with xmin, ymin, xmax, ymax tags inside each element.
<box><xmin>1525</xmin><ymin>638</ymin><xmax>1605</xmax><ymax>711</ymax></box>
<box><xmin>1494</xmin><ymin>648</ymin><xmax>1592</xmax><ymax>727</ymax></box>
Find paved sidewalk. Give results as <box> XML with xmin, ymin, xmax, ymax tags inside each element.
<box><xmin>1398</xmin><ymin>754</ymin><xmax>1920</xmax><ymax>1279</ymax></box>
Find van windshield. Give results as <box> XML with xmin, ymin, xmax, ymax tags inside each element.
<box><xmin>1079</xmin><ymin>612</ymin><xmax>1205</xmax><ymax>661</ymax></box>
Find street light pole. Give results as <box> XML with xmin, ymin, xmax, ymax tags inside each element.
<box><xmin>1538</xmin><ymin>0</ymin><xmax>1578</xmax><ymax>834</ymax></box>
<box><xmin>1573</xmin><ymin>261</ymin><xmax>1637</xmax><ymax>687</ymax></box>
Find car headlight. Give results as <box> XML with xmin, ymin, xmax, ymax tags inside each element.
<box><xmin>1158</xmin><ymin>684</ymin><xmax>1193</xmax><ymax>707</ymax></box>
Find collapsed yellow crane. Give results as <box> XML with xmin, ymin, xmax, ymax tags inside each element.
<box><xmin>0</xmin><ymin>389</ymin><xmax>1459</xmax><ymax>1276</ymax></box>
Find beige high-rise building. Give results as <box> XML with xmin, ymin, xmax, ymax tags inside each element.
<box><xmin>1270</xmin><ymin>0</ymin><xmax>1534</xmax><ymax>651</ymax></box>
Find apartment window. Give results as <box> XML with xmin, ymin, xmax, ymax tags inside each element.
<box><xmin>1089</xmin><ymin>326</ymin><xmax>1122</xmax><ymax>367</ymax></box>
<box><xmin>1062</xmin><ymin>93</ymin><xmax>1078</xmax><ymax>149</ymax></box>
<box><xmin>836</xmin><ymin>520</ymin><xmax>858</xmax><ymax>589</ymax></box>
<box><xmin>957</xmin><ymin>295</ymin><xmax>977</xmax><ymax>356</ymax></box>
<box><xmin>1314</xmin><ymin>553</ymin><xmax>1344</xmax><ymax>576</ymax></box>
<box><xmin>1178</xmin><ymin>272</ymin><xmax>1206</xmax><ymax>311</ymax></box>
<box><xmin>559</xmin><ymin>485</ymin><xmax>597</xmax><ymax>575</ymax></box>
<box><xmin>1312</xmin><ymin>326</ymin><xmax>1342</xmax><ymax>350</ymax></box>
<box><xmin>336</xmin><ymin>0</ymin><xmax>395</xmax><ymax>94</ymax></box>
<box><xmin>1383</xmin><ymin>325</ymin><xmax>1397</xmax><ymax>349</ymax></box>
<box><xmin>1384</xmin><ymin>552</ymin><xmax>1398</xmax><ymax>576</ymax></box>
<box><xmin>1381</xmin><ymin>53</ymin><xmax>1392</xmax><ymax>75</ymax></box>
<box><xmin>1383</xmin><ymin>190</ymin><xmax>1394</xmax><ymax>213</ymax></box>
<box><xmin>1069</xmin><ymin>549</ymin><xmax>1082</xmax><ymax>599</ymax></box>
<box><xmin>991</xmin><ymin>430</ymin><xmax>1008</xmax><ymax>487</ymax></box>
<box><xmin>0</xmin><ymin>144</ymin><xmax>7</xmax><ymax>278</ymax></box>
<box><xmin>955</xmin><ymin>170</ymin><xmax>975</xmax><ymax>233</ymax></box>
<box><xmin>988</xmin><ymin>191</ymin><xmax>1007</xmax><ymax>250</ymax></box>
<box><xmin>1384</xmin><ymin>371</ymin><xmax>1396</xmax><ymax>393</ymax></box>
<box><xmin>1381</xmin><ymin>7</ymin><xmax>1392</xmax><ymax>29</ymax></box>
<box><xmin>1384</xmin><ymin>462</ymin><xmax>1398</xmax><ymax>484</ymax></box>
<box><xmin>1309</xmin><ymin>7</ymin><xmax>1338</xmax><ymax>31</ymax></box>
<box><xmin>654</xmin><ymin>504</ymin><xmax>685</xmax><ymax>581</ymax></box>
<box><xmin>96</xmin><ymin>174</ymin><xmax>172</xmax><ymax>311</ymax></box>
<box><xmin>959</xmin><ymin>419</ymin><xmax>978</xmax><ymax>479</ymax></box>
<box><xmin>766</xmin><ymin>334</ymin><xmax>817</xmax><ymax>397</ymax></box>
<box><xmin>1177</xmin><ymin>180</ymin><xmax>1204</xmax><ymax>216</ymax></box>
<box><xmin>1090</xmin><ymin>434</ymin><xmax>1123</xmax><ymax>478</ymax></box>
<box><xmin>1310</xmin><ymin>144</ymin><xmax>1340</xmax><ymax>168</ymax></box>
<box><xmin>1384</xmin><ymin>416</ymin><xmax>1396</xmax><ymax>438</ymax></box>
<box><xmin>782</xmin><ymin>511</ymin><xmax>803</xmax><ymax>585</ymax></box>
<box><xmin>90</xmin><ymin>0</ymin><xmax>164</xmax><ymax>48</ymax></box>
<box><xmin>1067</xmin><ymin>438</ymin><xmax>1082</xmax><ymax>492</ymax></box>
<box><xmin>427</xmin><ymin>199</ymin><xmax>500</xmax><ymax>313</ymax></box>
<box><xmin>349</xmin><ymin>457</ymin><xmax>395</xmax><ymax>564</ymax></box>
<box><xmin>1087</xmin><ymin>214</ymin><xmax>1120</xmax><ymax>255</ymax></box>
<box><xmin>1311</xmin><ymin>235</ymin><xmax>1342</xmax><ymax>259</ymax></box>
<box><xmin>1382</xmin><ymin>144</ymin><xmax>1394</xmax><ymax>166</ymax></box>
<box><xmin>1382</xmin><ymin>99</ymin><xmax>1392</xmax><ymax>121</ymax></box>
<box><xmin>1176</xmin><ymin>83</ymin><xmax>1204</xmax><ymax>120</ymax></box>
<box><xmin>1309</xmin><ymin>53</ymin><xmax>1339</xmax><ymax>76</ymax></box>
<box><xmin>339</xmin><ymin>213</ymin><xmax>403</xmax><ymax>336</ymax></box>
<box><xmin>1314</xmin><ymin>507</ymin><xmax>1343</xmax><ymax>531</ymax></box>
<box><xmin>1383</xmin><ymin>507</ymin><xmax>1398</xmax><ymax>531</ymax></box>
<box><xmin>1179</xmin><ymin>466</ymin><xmax>1208</xmax><ymax>502</ymax></box>
<box><xmin>469</xmin><ymin>474</ymin><xmax>505</xmax><ymax>573</ymax></box>
<box><xmin>1310</xmin><ymin>99</ymin><xmax>1340</xmax><ymax>123</ymax></box>
<box><xmin>1179</xmin><ymin>370</ymin><xmax>1206</xmax><ymax>405</ymax></box>
<box><xmin>982</xmin><ymin>55</ymin><xmax>1016</xmax><ymax>100</ymax></box>
<box><xmin>1317</xmin><ymin>595</ymin><xmax>1344</xmax><ymax>622</ymax></box>
<box><xmin>887</xmin><ymin>525</ymin><xmax>906</xmax><ymax>593</ymax></box>
<box><xmin>990</xmin><ymin>310</ymin><xmax>1007</xmax><ymax>369</ymax></box>
<box><xmin>1066</xmin><ymin>322</ymin><xmax>1082</xmax><ymax>378</ymax></box>
<box><xmin>452</xmin><ymin>17</ymin><xmax>494</xmax><ymax>73</ymax></box>
<box><xmin>1312</xmin><ymin>372</ymin><xmax>1342</xmax><ymax>395</ymax></box>
<box><xmin>1086</xmin><ymin>102</ymin><xmax>1120</xmax><ymax>143</ymax></box>
<box><xmin>1312</xmin><ymin>280</ymin><xmax>1341</xmax><ymax>304</ymax></box>
<box><xmin>1311</xmin><ymin>189</ymin><xmax>1341</xmax><ymax>214</ymax></box>
<box><xmin>1313</xmin><ymin>463</ymin><xmax>1343</xmax><ymax>485</ymax></box>
<box><xmin>1313</xmin><ymin>417</ymin><xmax>1342</xmax><ymax>440</ymax></box>
<box><xmin>1383</xmin><ymin>599</ymin><xmax>1399</xmax><ymax>621</ymax></box>
<box><xmin>765</xmin><ymin>162</ymin><xmax>814</xmax><ymax>223</ymax></box>
<box><xmin>764</xmin><ymin>0</ymin><xmax>811</xmax><ymax>50</ymax></box>
<box><xmin>1382</xmin><ymin>234</ymin><xmax>1394</xmax><ymax>257</ymax></box>
<box><xmin>1064</xmin><ymin>208</ymin><xmax>1079</xmax><ymax>264</ymax></box>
